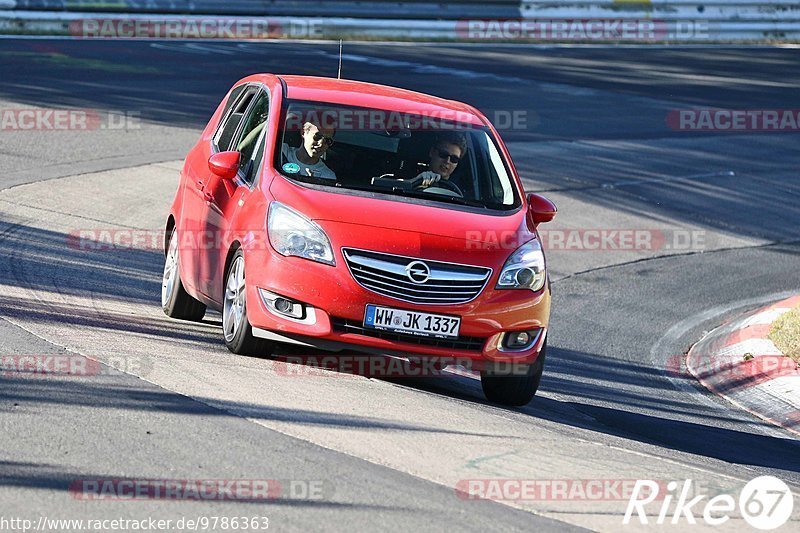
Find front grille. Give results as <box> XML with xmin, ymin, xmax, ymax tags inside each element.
<box><xmin>331</xmin><ymin>317</ymin><xmax>486</xmax><ymax>352</ymax></box>
<box><xmin>342</xmin><ymin>248</ymin><xmax>491</xmax><ymax>305</ymax></box>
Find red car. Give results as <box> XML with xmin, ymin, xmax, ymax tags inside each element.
<box><xmin>161</xmin><ymin>74</ymin><xmax>556</xmax><ymax>405</ymax></box>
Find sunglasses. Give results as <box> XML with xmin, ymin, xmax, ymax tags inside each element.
<box><xmin>436</xmin><ymin>148</ymin><xmax>461</xmax><ymax>165</ymax></box>
<box><xmin>312</xmin><ymin>131</ymin><xmax>335</xmax><ymax>147</ymax></box>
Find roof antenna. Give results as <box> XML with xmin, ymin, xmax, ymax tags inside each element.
<box><xmin>337</xmin><ymin>39</ymin><xmax>343</xmax><ymax>79</ymax></box>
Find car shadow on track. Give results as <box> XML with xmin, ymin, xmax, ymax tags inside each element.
<box><xmin>362</xmin><ymin>346</ymin><xmax>800</xmax><ymax>477</ymax></box>
<box><xmin>2</xmin><ymin>220</ymin><xmax>799</xmax><ymax>478</ymax></box>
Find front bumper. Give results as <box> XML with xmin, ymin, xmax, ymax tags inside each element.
<box><xmin>243</xmin><ymin>243</ymin><xmax>550</xmax><ymax>366</ymax></box>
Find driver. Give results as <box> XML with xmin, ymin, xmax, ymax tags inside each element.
<box><xmin>415</xmin><ymin>132</ymin><xmax>467</xmax><ymax>194</ymax></box>
<box><xmin>281</xmin><ymin>116</ymin><xmax>337</xmax><ymax>180</ymax></box>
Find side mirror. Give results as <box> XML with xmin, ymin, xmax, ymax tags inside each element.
<box><xmin>527</xmin><ymin>193</ymin><xmax>557</xmax><ymax>226</ymax></box>
<box><xmin>208</xmin><ymin>151</ymin><xmax>241</xmax><ymax>180</ymax></box>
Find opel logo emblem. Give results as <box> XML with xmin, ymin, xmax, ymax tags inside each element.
<box><xmin>405</xmin><ymin>260</ymin><xmax>430</xmax><ymax>284</ymax></box>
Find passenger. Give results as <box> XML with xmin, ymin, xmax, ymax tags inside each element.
<box><xmin>282</xmin><ymin>117</ymin><xmax>337</xmax><ymax>180</ymax></box>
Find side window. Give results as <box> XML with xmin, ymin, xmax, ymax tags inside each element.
<box><xmin>233</xmin><ymin>92</ymin><xmax>270</xmax><ymax>183</ymax></box>
<box><xmin>214</xmin><ymin>87</ymin><xmax>257</xmax><ymax>152</ymax></box>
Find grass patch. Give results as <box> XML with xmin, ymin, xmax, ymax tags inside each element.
<box><xmin>769</xmin><ymin>305</ymin><xmax>800</xmax><ymax>363</ymax></box>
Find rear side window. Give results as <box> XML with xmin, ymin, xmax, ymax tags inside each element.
<box><xmin>214</xmin><ymin>87</ymin><xmax>257</xmax><ymax>151</ymax></box>
<box><xmin>222</xmin><ymin>84</ymin><xmax>246</xmax><ymax>116</ymax></box>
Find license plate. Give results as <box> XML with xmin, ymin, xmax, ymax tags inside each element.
<box><xmin>364</xmin><ymin>305</ymin><xmax>460</xmax><ymax>339</ymax></box>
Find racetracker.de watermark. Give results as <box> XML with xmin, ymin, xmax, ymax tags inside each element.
<box><xmin>67</xmin><ymin>228</ymin><xmax>708</xmax><ymax>254</ymax></box>
<box><xmin>667</xmin><ymin>109</ymin><xmax>800</xmax><ymax>132</ymax></box>
<box><xmin>273</xmin><ymin>355</ymin><xmax>486</xmax><ymax>379</ymax></box>
<box><xmin>666</xmin><ymin>354</ymin><xmax>800</xmax><ymax>381</ymax></box>
<box><xmin>0</xmin><ymin>108</ymin><xmax>140</xmax><ymax>131</ymax></box>
<box><xmin>69</xmin><ymin>479</ymin><xmax>329</xmax><ymax>501</ymax></box>
<box><xmin>69</xmin><ymin>18</ymin><xmax>324</xmax><ymax>39</ymax></box>
<box><xmin>465</xmin><ymin>229</ymin><xmax>706</xmax><ymax>252</ymax></box>
<box><xmin>455</xmin><ymin>479</ymin><xmax>666</xmax><ymax>501</ymax></box>
<box><xmin>0</xmin><ymin>355</ymin><xmax>151</xmax><ymax>378</ymax></box>
<box><xmin>456</xmin><ymin>476</ymin><xmax>795</xmax><ymax>529</ymax></box>
<box><xmin>456</xmin><ymin>19</ymin><xmax>710</xmax><ymax>41</ymax></box>
<box><xmin>285</xmin><ymin>107</ymin><xmax>530</xmax><ymax>132</ymax></box>
<box><xmin>67</xmin><ymin>229</ymin><xmax>260</xmax><ymax>253</ymax></box>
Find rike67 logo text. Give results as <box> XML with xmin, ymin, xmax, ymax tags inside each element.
<box><xmin>624</xmin><ymin>476</ymin><xmax>794</xmax><ymax>529</ymax></box>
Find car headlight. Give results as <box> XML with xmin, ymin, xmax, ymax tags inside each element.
<box><xmin>267</xmin><ymin>202</ymin><xmax>335</xmax><ymax>266</ymax></box>
<box><xmin>496</xmin><ymin>239</ymin><xmax>546</xmax><ymax>291</ymax></box>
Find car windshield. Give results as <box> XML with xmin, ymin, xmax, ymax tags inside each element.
<box><xmin>274</xmin><ymin>100</ymin><xmax>521</xmax><ymax>211</ymax></box>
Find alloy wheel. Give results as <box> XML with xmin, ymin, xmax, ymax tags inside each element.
<box><xmin>223</xmin><ymin>256</ymin><xmax>246</xmax><ymax>343</ymax></box>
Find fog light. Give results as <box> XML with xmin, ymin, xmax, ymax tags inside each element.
<box><xmin>502</xmin><ymin>329</ymin><xmax>538</xmax><ymax>351</ymax></box>
<box><xmin>259</xmin><ymin>289</ymin><xmax>306</xmax><ymax>320</ymax></box>
<box><xmin>511</xmin><ymin>332</ymin><xmax>530</xmax><ymax>346</ymax></box>
<box><xmin>274</xmin><ymin>298</ymin><xmax>294</xmax><ymax>314</ymax></box>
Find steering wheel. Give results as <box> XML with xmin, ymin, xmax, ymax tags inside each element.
<box><xmin>426</xmin><ymin>179</ymin><xmax>464</xmax><ymax>197</ymax></box>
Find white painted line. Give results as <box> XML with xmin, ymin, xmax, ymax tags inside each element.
<box><xmin>332</xmin><ymin>51</ymin><xmax>528</xmax><ymax>84</ymax></box>
<box><xmin>601</xmin><ymin>170</ymin><xmax>736</xmax><ymax>190</ymax></box>
<box><xmin>739</xmin><ymin>307</ymin><xmax>793</xmax><ymax>328</ymax></box>
<box><xmin>184</xmin><ymin>43</ymin><xmax>237</xmax><ymax>55</ymax></box>
<box><xmin>150</xmin><ymin>42</ymin><xmax>209</xmax><ymax>55</ymax></box>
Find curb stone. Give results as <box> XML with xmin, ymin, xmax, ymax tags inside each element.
<box><xmin>687</xmin><ymin>295</ymin><xmax>800</xmax><ymax>436</ymax></box>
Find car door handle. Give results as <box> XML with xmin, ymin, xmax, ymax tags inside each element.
<box><xmin>196</xmin><ymin>180</ymin><xmax>215</xmax><ymax>203</ymax></box>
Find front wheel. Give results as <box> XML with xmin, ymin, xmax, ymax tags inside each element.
<box><xmin>222</xmin><ymin>249</ymin><xmax>274</xmax><ymax>357</ymax></box>
<box><xmin>162</xmin><ymin>229</ymin><xmax>206</xmax><ymax>321</ymax></box>
<box><xmin>481</xmin><ymin>342</ymin><xmax>546</xmax><ymax>406</ymax></box>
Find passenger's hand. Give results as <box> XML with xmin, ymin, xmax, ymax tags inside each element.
<box><xmin>416</xmin><ymin>171</ymin><xmax>441</xmax><ymax>188</ymax></box>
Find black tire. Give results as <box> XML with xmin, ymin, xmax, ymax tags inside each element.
<box><xmin>162</xmin><ymin>229</ymin><xmax>206</xmax><ymax>321</ymax></box>
<box><xmin>222</xmin><ymin>249</ymin><xmax>275</xmax><ymax>356</ymax></box>
<box><xmin>481</xmin><ymin>342</ymin><xmax>546</xmax><ymax>406</ymax></box>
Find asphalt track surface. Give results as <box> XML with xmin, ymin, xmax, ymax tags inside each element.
<box><xmin>0</xmin><ymin>39</ymin><xmax>799</xmax><ymax>531</ymax></box>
